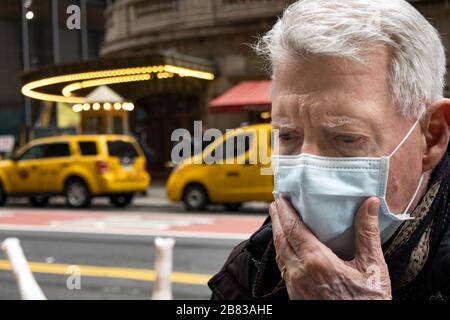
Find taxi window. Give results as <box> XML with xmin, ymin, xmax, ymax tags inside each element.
<box><xmin>107</xmin><ymin>140</ymin><xmax>139</xmax><ymax>158</ymax></box>
<box><xmin>44</xmin><ymin>143</ymin><xmax>70</xmax><ymax>158</ymax></box>
<box><xmin>18</xmin><ymin>144</ymin><xmax>47</xmax><ymax>160</ymax></box>
<box><xmin>78</xmin><ymin>142</ymin><xmax>98</xmax><ymax>156</ymax></box>
<box><xmin>211</xmin><ymin>133</ymin><xmax>253</xmax><ymax>160</ymax></box>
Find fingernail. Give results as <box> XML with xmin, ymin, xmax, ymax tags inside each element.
<box><xmin>269</xmin><ymin>201</ymin><xmax>277</xmax><ymax>214</ymax></box>
<box><xmin>369</xmin><ymin>198</ymin><xmax>380</xmax><ymax>216</ymax></box>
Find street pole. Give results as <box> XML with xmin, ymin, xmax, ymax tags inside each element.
<box><xmin>152</xmin><ymin>237</ymin><xmax>175</xmax><ymax>300</ymax></box>
<box><xmin>52</xmin><ymin>0</ymin><xmax>60</xmax><ymax>133</ymax></box>
<box><xmin>80</xmin><ymin>0</ymin><xmax>88</xmax><ymax>60</ymax></box>
<box><xmin>1</xmin><ymin>238</ymin><xmax>47</xmax><ymax>300</ymax></box>
<box><xmin>21</xmin><ymin>0</ymin><xmax>32</xmax><ymax>143</ymax></box>
<box><xmin>52</xmin><ymin>0</ymin><xmax>60</xmax><ymax>64</ymax></box>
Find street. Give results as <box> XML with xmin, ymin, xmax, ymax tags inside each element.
<box><xmin>0</xmin><ymin>184</ymin><xmax>267</xmax><ymax>300</ymax></box>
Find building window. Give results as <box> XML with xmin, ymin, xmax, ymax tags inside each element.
<box><xmin>113</xmin><ymin>116</ymin><xmax>123</xmax><ymax>134</ymax></box>
<box><xmin>85</xmin><ymin>116</ymin><xmax>101</xmax><ymax>134</ymax></box>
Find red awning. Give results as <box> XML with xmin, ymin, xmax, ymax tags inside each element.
<box><xmin>210</xmin><ymin>80</ymin><xmax>271</xmax><ymax>112</ymax></box>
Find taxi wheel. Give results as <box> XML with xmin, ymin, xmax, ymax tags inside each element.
<box><xmin>110</xmin><ymin>193</ymin><xmax>134</xmax><ymax>208</ymax></box>
<box><xmin>65</xmin><ymin>178</ymin><xmax>91</xmax><ymax>208</ymax></box>
<box><xmin>0</xmin><ymin>183</ymin><xmax>7</xmax><ymax>206</ymax></box>
<box><xmin>29</xmin><ymin>196</ymin><xmax>50</xmax><ymax>207</ymax></box>
<box><xmin>183</xmin><ymin>184</ymin><xmax>208</xmax><ymax>211</ymax></box>
<box><xmin>224</xmin><ymin>203</ymin><xmax>242</xmax><ymax>211</ymax></box>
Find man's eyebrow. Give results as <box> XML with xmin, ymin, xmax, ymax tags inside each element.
<box><xmin>270</xmin><ymin>120</ymin><xmax>298</xmax><ymax>129</ymax></box>
<box><xmin>271</xmin><ymin>116</ymin><xmax>363</xmax><ymax>129</ymax></box>
<box><xmin>319</xmin><ymin>116</ymin><xmax>358</xmax><ymax>129</ymax></box>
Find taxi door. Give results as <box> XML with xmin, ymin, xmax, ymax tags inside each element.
<box><xmin>8</xmin><ymin>144</ymin><xmax>47</xmax><ymax>193</ymax></box>
<box><xmin>37</xmin><ymin>142</ymin><xmax>72</xmax><ymax>192</ymax></box>
<box><xmin>207</xmin><ymin>131</ymin><xmax>256</xmax><ymax>202</ymax></box>
<box><xmin>245</xmin><ymin>127</ymin><xmax>274</xmax><ymax>201</ymax></box>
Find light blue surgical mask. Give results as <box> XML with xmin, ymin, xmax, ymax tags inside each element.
<box><xmin>272</xmin><ymin>117</ymin><xmax>424</xmax><ymax>260</ymax></box>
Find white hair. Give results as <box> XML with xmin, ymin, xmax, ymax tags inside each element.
<box><xmin>255</xmin><ymin>0</ymin><xmax>447</xmax><ymax>119</ymax></box>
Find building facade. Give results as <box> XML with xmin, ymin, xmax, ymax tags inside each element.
<box><xmin>98</xmin><ymin>0</ymin><xmax>450</xmax><ymax>173</ymax></box>
<box><xmin>16</xmin><ymin>0</ymin><xmax>450</xmax><ymax>174</ymax></box>
<box><xmin>101</xmin><ymin>0</ymin><xmax>291</xmax><ymax>130</ymax></box>
<box><xmin>0</xmin><ymin>0</ymin><xmax>107</xmax><ymax>148</ymax></box>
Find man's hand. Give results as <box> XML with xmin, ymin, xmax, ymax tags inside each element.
<box><xmin>269</xmin><ymin>196</ymin><xmax>392</xmax><ymax>300</ymax></box>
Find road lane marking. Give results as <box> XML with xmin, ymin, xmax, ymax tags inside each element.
<box><xmin>0</xmin><ymin>260</ymin><xmax>212</xmax><ymax>286</ymax></box>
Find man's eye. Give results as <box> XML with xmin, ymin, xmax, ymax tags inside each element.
<box><xmin>335</xmin><ymin>135</ymin><xmax>361</xmax><ymax>143</ymax></box>
<box><xmin>279</xmin><ymin>133</ymin><xmax>298</xmax><ymax>141</ymax></box>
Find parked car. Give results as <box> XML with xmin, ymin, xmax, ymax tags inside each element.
<box><xmin>0</xmin><ymin>134</ymin><xmax>150</xmax><ymax>208</ymax></box>
<box><xmin>166</xmin><ymin>124</ymin><xmax>273</xmax><ymax>211</ymax></box>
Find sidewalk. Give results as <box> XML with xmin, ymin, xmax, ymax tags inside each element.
<box><xmin>134</xmin><ymin>179</ymin><xmax>173</xmax><ymax>207</ymax></box>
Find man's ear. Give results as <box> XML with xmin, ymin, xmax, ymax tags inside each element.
<box><xmin>422</xmin><ymin>98</ymin><xmax>450</xmax><ymax>172</ymax></box>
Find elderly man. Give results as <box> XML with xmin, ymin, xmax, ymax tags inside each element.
<box><xmin>208</xmin><ymin>0</ymin><xmax>450</xmax><ymax>300</ymax></box>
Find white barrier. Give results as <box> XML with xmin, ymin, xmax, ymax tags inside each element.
<box><xmin>1</xmin><ymin>236</ymin><xmax>175</xmax><ymax>300</ymax></box>
<box><xmin>151</xmin><ymin>237</ymin><xmax>175</xmax><ymax>300</ymax></box>
<box><xmin>1</xmin><ymin>238</ymin><xmax>46</xmax><ymax>300</ymax></box>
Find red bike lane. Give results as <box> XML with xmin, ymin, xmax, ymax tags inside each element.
<box><xmin>0</xmin><ymin>209</ymin><xmax>266</xmax><ymax>240</ymax></box>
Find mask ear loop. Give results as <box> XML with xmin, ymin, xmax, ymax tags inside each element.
<box><xmin>387</xmin><ymin>114</ymin><xmax>423</xmax><ymax>159</ymax></box>
<box><xmin>402</xmin><ymin>174</ymin><xmax>424</xmax><ymax>215</ymax></box>
<box><xmin>385</xmin><ymin>110</ymin><xmax>426</xmax><ymax>215</ymax></box>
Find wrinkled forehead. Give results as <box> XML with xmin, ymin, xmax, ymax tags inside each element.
<box><xmin>271</xmin><ymin>93</ymin><xmax>373</xmax><ymax>131</ymax></box>
<box><xmin>270</xmin><ymin>53</ymin><xmax>397</xmax><ymax>129</ymax></box>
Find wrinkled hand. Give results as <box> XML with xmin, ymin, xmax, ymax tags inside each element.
<box><xmin>269</xmin><ymin>196</ymin><xmax>392</xmax><ymax>300</ymax></box>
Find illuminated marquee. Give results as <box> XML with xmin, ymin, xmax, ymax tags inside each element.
<box><xmin>72</xmin><ymin>102</ymin><xmax>135</xmax><ymax>112</ymax></box>
<box><xmin>21</xmin><ymin>65</ymin><xmax>215</xmax><ymax>104</ymax></box>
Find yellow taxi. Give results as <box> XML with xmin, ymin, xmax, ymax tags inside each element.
<box><xmin>0</xmin><ymin>135</ymin><xmax>150</xmax><ymax>208</ymax></box>
<box><xmin>166</xmin><ymin>124</ymin><xmax>273</xmax><ymax>211</ymax></box>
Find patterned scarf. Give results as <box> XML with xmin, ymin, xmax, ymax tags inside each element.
<box><xmin>384</xmin><ymin>149</ymin><xmax>450</xmax><ymax>299</ymax></box>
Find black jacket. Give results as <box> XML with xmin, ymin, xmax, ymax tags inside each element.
<box><xmin>208</xmin><ymin>216</ymin><xmax>450</xmax><ymax>300</ymax></box>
